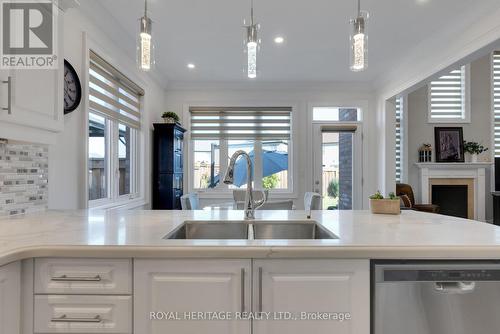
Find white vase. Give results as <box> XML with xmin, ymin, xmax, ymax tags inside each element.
<box><xmin>471</xmin><ymin>154</ymin><xmax>478</xmax><ymax>163</ymax></box>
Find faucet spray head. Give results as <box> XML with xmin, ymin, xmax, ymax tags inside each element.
<box><xmin>223</xmin><ymin>168</ymin><xmax>234</xmax><ymax>185</ymax></box>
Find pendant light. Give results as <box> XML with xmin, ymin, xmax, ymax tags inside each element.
<box><xmin>244</xmin><ymin>0</ymin><xmax>261</xmax><ymax>79</ymax></box>
<box><xmin>137</xmin><ymin>0</ymin><xmax>155</xmax><ymax>71</ymax></box>
<box><xmin>349</xmin><ymin>0</ymin><xmax>368</xmax><ymax>72</ymax></box>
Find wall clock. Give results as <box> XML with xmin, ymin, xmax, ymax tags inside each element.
<box><xmin>64</xmin><ymin>59</ymin><xmax>82</xmax><ymax>114</ymax></box>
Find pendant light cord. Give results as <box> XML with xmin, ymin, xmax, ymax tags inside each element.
<box><xmin>250</xmin><ymin>0</ymin><xmax>254</xmax><ymax>26</ymax></box>
<box><xmin>357</xmin><ymin>0</ymin><xmax>361</xmax><ymax>16</ymax></box>
<box><xmin>144</xmin><ymin>0</ymin><xmax>148</xmax><ymax>17</ymax></box>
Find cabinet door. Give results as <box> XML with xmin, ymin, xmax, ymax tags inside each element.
<box><xmin>0</xmin><ymin>7</ymin><xmax>63</xmax><ymax>134</ymax></box>
<box><xmin>134</xmin><ymin>259</ymin><xmax>251</xmax><ymax>334</ymax></box>
<box><xmin>253</xmin><ymin>259</ymin><xmax>369</xmax><ymax>334</ymax></box>
<box><xmin>173</xmin><ymin>129</ymin><xmax>184</xmax><ymax>174</ymax></box>
<box><xmin>0</xmin><ymin>261</ymin><xmax>21</xmax><ymax>334</ymax></box>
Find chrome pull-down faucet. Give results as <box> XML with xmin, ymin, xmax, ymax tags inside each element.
<box><xmin>223</xmin><ymin>150</ymin><xmax>266</xmax><ymax>220</ymax></box>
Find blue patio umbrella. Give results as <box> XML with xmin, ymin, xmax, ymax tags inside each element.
<box><xmin>230</xmin><ymin>150</ymin><xmax>288</xmax><ymax>187</ymax></box>
<box><xmin>210</xmin><ymin>150</ymin><xmax>288</xmax><ymax>188</ymax></box>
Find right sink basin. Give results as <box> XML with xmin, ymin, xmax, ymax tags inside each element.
<box><xmin>252</xmin><ymin>221</ymin><xmax>338</xmax><ymax>240</ymax></box>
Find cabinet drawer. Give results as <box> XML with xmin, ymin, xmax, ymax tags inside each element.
<box><xmin>35</xmin><ymin>258</ymin><xmax>131</xmax><ymax>294</ymax></box>
<box><xmin>34</xmin><ymin>295</ymin><xmax>131</xmax><ymax>333</ymax></box>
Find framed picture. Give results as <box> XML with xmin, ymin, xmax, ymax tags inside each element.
<box><xmin>434</xmin><ymin>127</ymin><xmax>464</xmax><ymax>163</ymax></box>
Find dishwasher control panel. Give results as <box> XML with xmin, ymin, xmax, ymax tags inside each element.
<box><xmin>383</xmin><ymin>269</ymin><xmax>500</xmax><ymax>281</ymax></box>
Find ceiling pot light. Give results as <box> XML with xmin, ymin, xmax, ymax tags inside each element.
<box><xmin>274</xmin><ymin>36</ymin><xmax>285</xmax><ymax>44</ymax></box>
<box><xmin>137</xmin><ymin>0</ymin><xmax>155</xmax><ymax>71</ymax></box>
<box><xmin>244</xmin><ymin>0</ymin><xmax>261</xmax><ymax>79</ymax></box>
<box><xmin>187</xmin><ymin>63</ymin><xmax>196</xmax><ymax>69</ymax></box>
<box><xmin>349</xmin><ymin>0</ymin><xmax>368</xmax><ymax>72</ymax></box>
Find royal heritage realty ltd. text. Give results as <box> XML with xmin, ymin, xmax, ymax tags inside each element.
<box><xmin>149</xmin><ymin>311</ymin><xmax>352</xmax><ymax>322</ymax></box>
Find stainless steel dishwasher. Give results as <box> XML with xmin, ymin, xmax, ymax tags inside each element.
<box><xmin>374</xmin><ymin>261</ymin><xmax>500</xmax><ymax>334</ymax></box>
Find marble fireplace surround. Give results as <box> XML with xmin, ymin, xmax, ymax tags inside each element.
<box><xmin>416</xmin><ymin>163</ymin><xmax>493</xmax><ymax>221</ymax></box>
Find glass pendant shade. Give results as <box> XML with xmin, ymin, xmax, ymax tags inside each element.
<box><xmin>349</xmin><ymin>11</ymin><xmax>368</xmax><ymax>72</ymax></box>
<box><xmin>137</xmin><ymin>15</ymin><xmax>155</xmax><ymax>71</ymax></box>
<box><xmin>245</xmin><ymin>24</ymin><xmax>259</xmax><ymax>79</ymax></box>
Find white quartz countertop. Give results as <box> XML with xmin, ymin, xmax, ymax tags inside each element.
<box><xmin>1</xmin><ymin>209</ymin><xmax>500</xmax><ymax>265</ymax></box>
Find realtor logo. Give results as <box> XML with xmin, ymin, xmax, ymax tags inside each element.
<box><xmin>0</xmin><ymin>0</ymin><xmax>58</xmax><ymax>69</ymax></box>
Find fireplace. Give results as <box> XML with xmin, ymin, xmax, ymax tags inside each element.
<box><xmin>431</xmin><ymin>185</ymin><xmax>469</xmax><ymax>218</ymax></box>
<box><xmin>416</xmin><ymin>163</ymin><xmax>491</xmax><ymax>221</ymax></box>
<box><xmin>429</xmin><ymin>178</ymin><xmax>474</xmax><ymax>219</ymax></box>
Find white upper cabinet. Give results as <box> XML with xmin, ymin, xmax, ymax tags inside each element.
<box><xmin>253</xmin><ymin>259</ymin><xmax>370</xmax><ymax>334</ymax></box>
<box><xmin>0</xmin><ymin>261</ymin><xmax>21</xmax><ymax>334</ymax></box>
<box><xmin>0</xmin><ymin>6</ymin><xmax>64</xmax><ymax>141</ymax></box>
<box><xmin>134</xmin><ymin>259</ymin><xmax>252</xmax><ymax>334</ymax></box>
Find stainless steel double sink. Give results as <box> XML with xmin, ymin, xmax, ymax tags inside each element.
<box><xmin>163</xmin><ymin>220</ymin><xmax>338</xmax><ymax>240</ymax></box>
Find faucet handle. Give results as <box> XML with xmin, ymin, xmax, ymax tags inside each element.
<box><xmin>253</xmin><ymin>190</ymin><xmax>267</xmax><ymax>210</ymax></box>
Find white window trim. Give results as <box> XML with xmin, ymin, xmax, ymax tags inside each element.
<box><xmin>427</xmin><ymin>64</ymin><xmax>471</xmax><ymax>124</ymax></box>
<box><xmin>83</xmin><ymin>33</ymin><xmax>146</xmax><ymax>210</ymax></box>
<box><xmin>184</xmin><ymin>103</ymin><xmax>298</xmax><ymax>199</ymax></box>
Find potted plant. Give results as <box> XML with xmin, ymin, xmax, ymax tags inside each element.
<box><xmin>463</xmin><ymin>141</ymin><xmax>488</xmax><ymax>163</ymax></box>
<box><xmin>162</xmin><ymin>111</ymin><xmax>180</xmax><ymax>124</ymax></box>
<box><xmin>369</xmin><ymin>191</ymin><xmax>401</xmax><ymax>215</ymax></box>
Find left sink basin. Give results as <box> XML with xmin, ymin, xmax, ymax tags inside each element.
<box><xmin>164</xmin><ymin>221</ymin><xmax>249</xmax><ymax>240</ymax></box>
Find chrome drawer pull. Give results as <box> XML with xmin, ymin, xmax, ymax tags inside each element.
<box><xmin>51</xmin><ymin>274</ymin><xmax>102</xmax><ymax>282</ymax></box>
<box><xmin>258</xmin><ymin>267</ymin><xmax>263</xmax><ymax>312</ymax></box>
<box><xmin>2</xmin><ymin>76</ymin><xmax>11</xmax><ymax>115</ymax></box>
<box><xmin>240</xmin><ymin>268</ymin><xmax>245</xmax><ymax>313</ymax></box>
<box><xmin>51</xmin><ymin>315</ymin><xmax>102</xmax><ymax>323</ymax></box>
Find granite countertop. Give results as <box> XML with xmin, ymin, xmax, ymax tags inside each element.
<box><xmin>0</xmin><ymin>209</ymin><xmax>500</xmax><ymax>266</ymax></box>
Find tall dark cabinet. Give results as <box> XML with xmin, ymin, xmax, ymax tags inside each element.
<box><xmin>152</xmin><ymin>123</ymin><xmax>186</xmax><ymax>210</ymax></box>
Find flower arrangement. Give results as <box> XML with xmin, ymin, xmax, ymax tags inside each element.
<box><xmin>162</xmin><ymin>112</ymin><xmax>180</xmax><ymax>124</ymax></box>
<box><xmin>463</xmin><ymin>141</ymin><xmax>488</xmax><ymax>155</ymax></box>
<box><xmin>463</xmin><ymin>141</ymin><xmax>488</xmax><ymax>163</ymax></box>
<box><xmin>369</xmin><ymin>191</ymin><xmax>400</xmax><ymax>215</ymax></box>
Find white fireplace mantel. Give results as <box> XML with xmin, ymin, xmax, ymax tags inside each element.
<box><xmin>415</xmin><ymin>162</ymin><xmax>493</xmax><ymax>221</ymax></box>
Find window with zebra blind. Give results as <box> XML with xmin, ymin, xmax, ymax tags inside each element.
<box><xmin>493</xmin><ymin>51</ymin><xmax>500</xmax><ymax>157</ymax></box>
<box><xmin>189</xmin><ymin>107</ymin><xmax>293</xmax><ymax>192</ymax></box>
<box><xmin>88</xmin><ymin>50</ymin><xmax>144</xmax><ymax>206</ymax></box>
<box><xmin>395</xmin><ymin>97</ymin><xmax>403</xmax><ymax>183</ymax></box>
<box><xmin>428</xmin><ymin>65</ymin><xmax>470</xmax><ymax>123</ymax></box>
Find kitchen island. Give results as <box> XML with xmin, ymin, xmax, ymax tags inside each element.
<box><xmin>1</xmin><ymin>209</ymin><xmax>500</xmax><ymax>334</ymax></box>
<box><xmin>1</xmin><ymin>209</ymin><xmax>500</xmax><ymax>263</ymax></box>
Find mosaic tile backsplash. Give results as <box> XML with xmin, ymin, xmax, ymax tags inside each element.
<box><xmin>0</xmin><ymin>140</ymin><xmax>48</xmax><ymax>216</ymax></box>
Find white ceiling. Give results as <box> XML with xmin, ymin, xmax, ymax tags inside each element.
<box><xmin>95</xmin><ymin>0</ymin><xmax>500</xmax><ymax>85</ymax></box>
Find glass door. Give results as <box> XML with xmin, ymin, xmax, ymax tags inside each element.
<box><xmin>313</xmin><ymin>124</ymin><xmax>361</xmax><ymax>209</ymax></box>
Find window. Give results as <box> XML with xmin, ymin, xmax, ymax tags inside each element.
<box><xmin>428</xmin><ymin>65</ymin><xmax>470</xmax><ymax>123</ymax></box>
<box><xmin>88</xmin><ymin>51</ymin><xmax>144</xmax><ymax>206</ymax></box>
<box><xmin>395</xmin><ymin>97</ymin><xmax>403</xmax><ymax>183</ymax></box>
<box><xmin>493</xmin><ymin>51</ymin><xmax>500</xmax><ymax>157</ymax></box>
<box><xmin>189</xmin><ymin>107</ymin><xmax>292</xmax><ymax>192</ymax></box>
<box><xmin>313</xmin><ymin>107</ymin><xmax>361</xmax><ymax>121</ymax></box>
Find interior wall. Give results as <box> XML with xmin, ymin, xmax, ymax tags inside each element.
<box><xmin>48</xmin><ymin>7</ymin><xmax>165</xmax><ymax>210</ymax></box>
<box><xmin>407</xmin><ymin>54</ymin><xmax>493</xmax><ymax>220</ymax></box>
<box><xmin>161</xmin><ymin>84</ymin><xmax>378</xmax><ymax>209</ymax></box>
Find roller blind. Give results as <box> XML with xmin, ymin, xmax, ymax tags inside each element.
<box><xmin>89</xmin><ymin>51</ymin><xmax>144</xmax><ymax>129</ymax></box>
<box><xmin>395</xmin><ymin>97</ymin><xmax>402</xmax><ymax>183</ymax></box>
<box><xmin>429</xmin><ymin>66</ymin><xmax>466</xmax><ymax>121</ymax></box>
<box><xmin>190</xmin><ymin>107</ymin><xmax>292</xmax><ymax>140</ymax></box>
<box><xmin>494</xmin><ymin>51</ymin><xmax>500</xmax><ymax>157</ymax></box>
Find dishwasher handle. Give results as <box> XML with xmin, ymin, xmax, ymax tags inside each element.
<box><xmin>434</xmin><ymin>281</ymin><xmax>476</xmax><ymax>294</ymax></box>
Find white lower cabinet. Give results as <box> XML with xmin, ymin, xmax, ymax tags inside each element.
<box><xmin>134</xmin><ymin>259</ymin><xmax>370</xmax><ymax>334</ymax></box>
<box><xmin>134</xmin><ymin>259</ymin><xmax>252</xmax><ymax>334</ymax></box>
<box><xmin>34</xmin><ymin>295</ymin><xmax>132</xmax><ymax>334</ymax></box>
<box><xmin>253</xmin><ymin>259</ymin><xmax>370</xmax><ymax>334</ymax></box>
<box><xmin>34</xmin><ymin>258</ymin><xmax>132</xmax><ymax>295</ymax></box>
<box><xmin>0</xmin><ymin>261</ymin><xmax>21</xmax><ymax>334</ymax></box>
